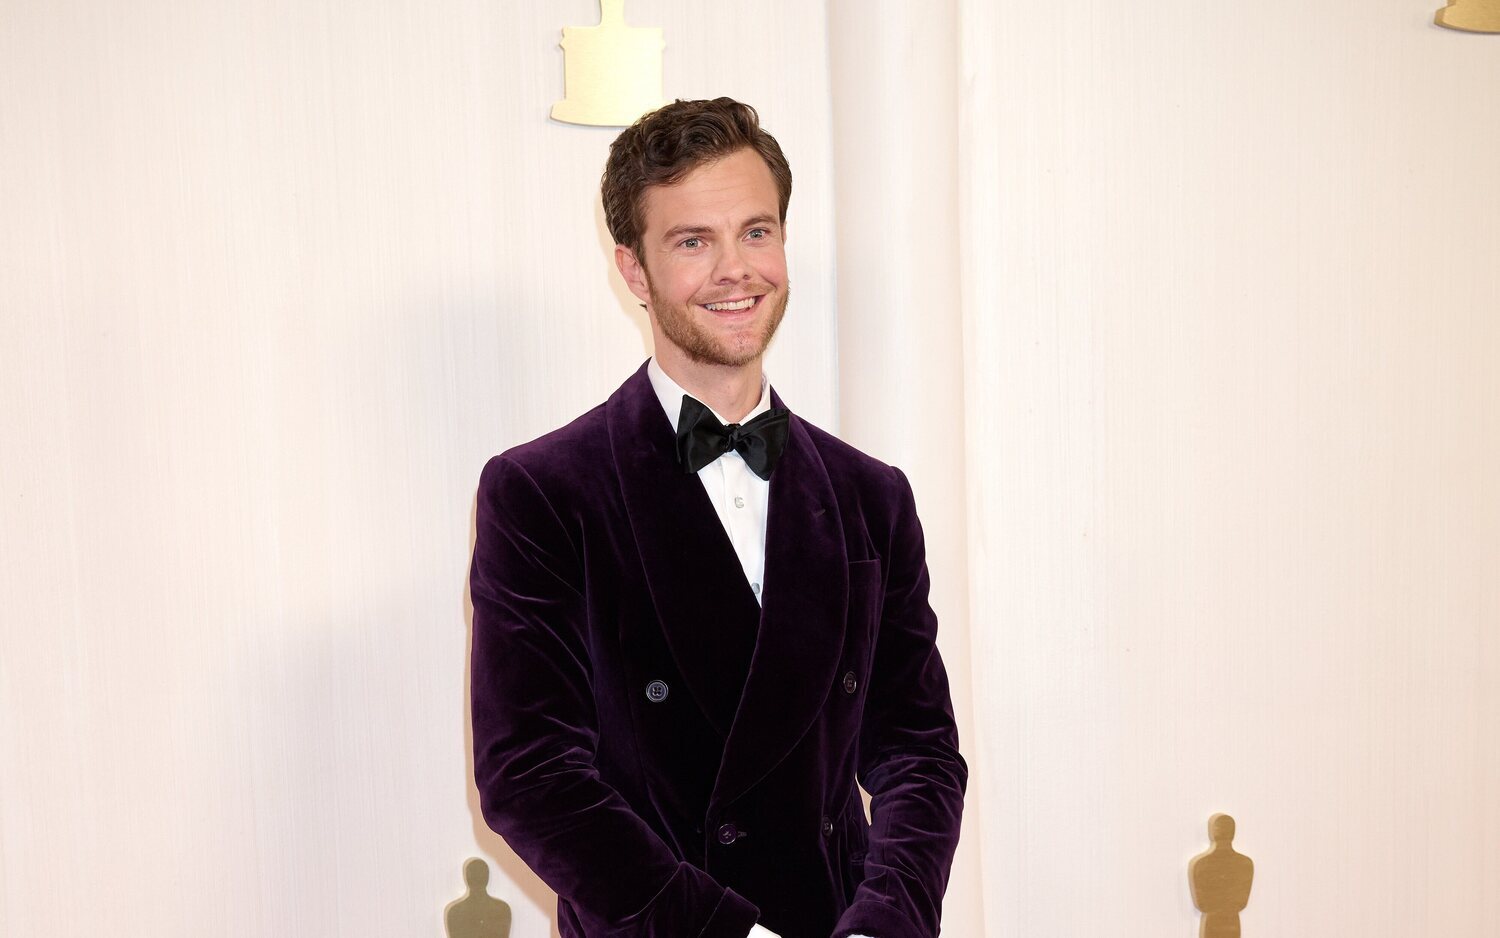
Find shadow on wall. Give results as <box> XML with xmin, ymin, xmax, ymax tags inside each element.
<box><xmin>464</xmin><ymin>494</ymin><xmax>564</xmax><ymax>938</ymax></box>
<box><xmin>597</xmin><ymin>190</ymin><xmax>652</xmax><ymax>351</ymax></box>
<box><xmin>456</xmin><ymin>143</ymin><xmax>649</xmax><ymax>938</ymax></box>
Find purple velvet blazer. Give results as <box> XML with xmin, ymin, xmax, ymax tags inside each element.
<box><xmin>470</xmin><ymin>361</ymin><xmax>966</xmax><ymax>938</ymax></box>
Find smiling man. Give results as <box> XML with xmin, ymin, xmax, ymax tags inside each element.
<box><xmin>470</xmin><ymin>98</ymin><xmax>966</xmax><ymax>938</ymax></box>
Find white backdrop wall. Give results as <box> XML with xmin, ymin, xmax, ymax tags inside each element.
<box><xmin>825</xmin><ymin>1</ymin><xmax>984</xmax><ymax>932</ymax></box>
<box><xmin>7</xmin><ymin>1</ymin><xmax>1500</xmax><ymax>936</ymax></box>
<box><xmin>0</xmin><ymin>2</ymin><xmax>839</xmax><ymax>935</ymax></box>
<box><xmin>956</xmin><ymin>1</ymin><xmax>1500</xmax><ymax>936</ymax></box>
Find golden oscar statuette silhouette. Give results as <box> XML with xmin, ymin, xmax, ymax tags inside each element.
<box><xmin>551</xmin><ymin>0</ymin><xmax>666</xmax><ymax>127</ymax></box>
<box><xmin>444</xmin><ymin>858</ymin><xmax>511</xmax><ymax>938</ymax></box>
<box><xmin>1436</xmin><ymin>0</ymin><xmax>1500</xmax><ymax>32</ymax></box>
<box><xmin>1189</xmin><ymin>814</ymin><xmax>1254</xmax><ymax>938</ymax></box>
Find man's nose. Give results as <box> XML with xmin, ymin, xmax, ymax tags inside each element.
<box><xmin>712</xmin><ymin>242</ymin><xmax>751</xmax><ymax>283</ymax></box>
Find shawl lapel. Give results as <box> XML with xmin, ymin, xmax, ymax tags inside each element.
<box><xmin>709</xmin><ymin>387</ymin><xmax>848</xmax><ymax>811</ymax></box>
<box><xmin>608</xmin><ymin>362</ymin><xmax>765</xmax><ymax>737</ymax></box>
<box><xmin>606</xmin><ymin>361</ymin><xmax>850</xmax><ymax>810</ymax></box>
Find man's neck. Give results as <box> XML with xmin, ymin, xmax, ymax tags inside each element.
<box><xmin>653</xmin><ymin>348</ymin><xmax>764</xmax><ymax>424</ymax></box>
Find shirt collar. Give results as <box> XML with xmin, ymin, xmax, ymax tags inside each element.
<box><xmin>647</xmin><ymin>356</ymin><xmax>771</xmax><ymax>433</ymax></box>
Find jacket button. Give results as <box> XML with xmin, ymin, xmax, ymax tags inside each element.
<box><xmin>717</xmin><ymin>822</ymin><xmax>740</xmax><ymax>845</ymax></box>
<box><xmin>820</xmin><ymin>816</ymin><xmax>834</xmax><ymax>838</ymax></box>
<box><xmin>842</xmin><ymin>671</ymin><xmax>858</xmax><ymax>695</ymax></box>
<box><xmin>645</xmin><ymin>680</ymin><xmax>669</xmax><ymax>703</ymax></box>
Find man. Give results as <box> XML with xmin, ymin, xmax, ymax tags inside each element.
<box><xmin>470</xmin><ymin>98</ymin><xmax>965</xmax><ymax>938</ymax></box>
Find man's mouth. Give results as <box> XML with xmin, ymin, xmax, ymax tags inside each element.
<box><xmin>701</xmin><ymin>295</ymin><xmax>761</xmax><ymax>313</ymax></box>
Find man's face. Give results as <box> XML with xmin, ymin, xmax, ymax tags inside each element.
<box><xmin>616</xmin><ymin>148</ymin><xmax>789</xmax><ymax>368</ymax></box>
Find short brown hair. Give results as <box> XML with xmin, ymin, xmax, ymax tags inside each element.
<box><xmin>602</xmin><ymin>97</ymin><xmax>793</xmax><ymax>256</ymax></box>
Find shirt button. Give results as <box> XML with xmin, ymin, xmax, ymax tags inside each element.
<box><xmin>717</xmin><ymin>822</ymin><xmax>740</xmax><ymax>845</ymax></box>
<box><xmin>842</xmin><ymin>671</ymin><xmax>858</xmax><ymax>695</ymax></box>
<box><xmin>645</xmin><ymin>680</ymin><xmax>669</xmax><ymax>703</ymax></box>
<box><xmin>734</xmin><ymin>495</ymin><xmax>745</xmax><ymax>508</ymax></box>
<box><xmin>751</xmin><ymin>582</ymin><xmax>761</xmax><ymax>595</ymax></box>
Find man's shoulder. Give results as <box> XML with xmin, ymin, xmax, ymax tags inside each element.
<box><xmin>505</xmin><ymin>402</ymin><xmax>609</xmax><ymax>464</ymax></box>
<box><xmin>479</xmin><ymin>401</ymin><xmax>610</xmax><ymax>494</ymax></box>
<box><xmin>796</xmin><ymin>414</ymin><xmax>908</xmax><ymax>504</ymax></box>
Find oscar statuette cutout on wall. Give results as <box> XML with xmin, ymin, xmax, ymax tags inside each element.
<box><xmin>1189</xmin><ymin>814</ymin><xmax>1254</xmax><ymax>938</ymax></box>
<box><xmin>444</xmin><ymin>858</ymin><xmax>512</xmax><ymax>938</ymax></box>
<box><xmin>1436</xmin><ymin>0</ymin><xmax>1500</xmax><ymax>32</ymax></box>
<box><xmin>551</xmin><ymin>0</ymin><xmax>667</xmax><ymax>127</ymax></box>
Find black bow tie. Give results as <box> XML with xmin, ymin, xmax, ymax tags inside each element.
<box><xmin>675</xmin><ymin>395</ymin><xmax>791</xmax><ymax>481</ymax></box>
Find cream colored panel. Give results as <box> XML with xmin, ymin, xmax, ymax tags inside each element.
<box><xmin>0</xmin><ymin>1</ymin><xmax>836</xmax><ymax>935</ymax></box>
<box><xmin>958</xmin><ymin>0</ymin><xmax>1500</xmax><ymax>935</ymax></box>
<box><xmin>551</xmin><ymin>0</ymin><xmax>666</xmax><ymax>126</ymax></box>
<box><xmin>825</xmin><ymin>1</ymin><xmax>983</xmax><ymax>934</ymax></box>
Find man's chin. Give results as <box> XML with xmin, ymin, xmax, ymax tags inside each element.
<box><xmin>654</xmin><ymin>296</ymin><xmax>784</xmax><ymax>368</ymax></box>
<box><xmin>682</xmin><ymin>344</ymin><xmax>765</xmax><ymax>369</ymax></box>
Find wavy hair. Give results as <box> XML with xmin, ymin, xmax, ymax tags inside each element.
<box><xmin>602</xmin><ymin>97</ymin><xmax>793</xmax><ymax>257</ymax></box>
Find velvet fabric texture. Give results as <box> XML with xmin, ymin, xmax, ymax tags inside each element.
<box><xmin>470</xmin><ymin>361</ymin><xmax>967</xmax><ymax>938</ymax></box>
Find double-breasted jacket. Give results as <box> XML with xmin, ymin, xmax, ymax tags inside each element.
<box><xmin>470</xmin><ymin>361</ymin><xmax>966</xmax><ymax>938</ymax></box>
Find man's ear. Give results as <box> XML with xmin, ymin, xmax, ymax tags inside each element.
<box><xmin>614</xmin><ymin>245</ymin><xmax>652</xmax><ymax>307</ymax></box>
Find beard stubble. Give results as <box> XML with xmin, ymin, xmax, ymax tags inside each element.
<box><xmin>648</xmin><ymin>281</ymin><xmax>791</xmax><ymax>368</ymax></box>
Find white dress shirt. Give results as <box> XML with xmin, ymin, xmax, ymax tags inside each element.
<box><xmin>647</xmin><ymin>357</ymin><xmax>771</xmax><ymax>605</ymax></box>
<box><xmin>647</xmin><ymin>358</ymin><xmax>873</xmax><ymax>938</ymax></box>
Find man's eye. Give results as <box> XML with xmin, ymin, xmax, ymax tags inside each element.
<box><xmin>746</xmin><ymin>228</ymin><xmax>768</xmax><ymax>240</ymax></box>
<box><xmin>680</xmin><ymin>237</ymin><xmax>702</xmax><ymax>249</ymax></box>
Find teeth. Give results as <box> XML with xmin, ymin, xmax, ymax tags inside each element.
<box><xmin>704</xmin><ymin>297</ymin><xmax>756</xmax><ymax>311</ymax></box>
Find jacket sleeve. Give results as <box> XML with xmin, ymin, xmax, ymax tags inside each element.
<box><xmin>470</xmin><ymin>455</ymin><xmax>760</xmax><ymax>938</ymax></box>
<box><xmin>832</xmin><ymin>466</ymin><xmax>968</xmax><ymax>938</ymax></box>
